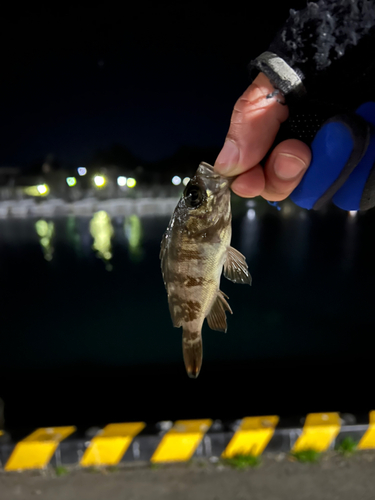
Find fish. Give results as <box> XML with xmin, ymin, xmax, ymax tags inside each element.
<box><xmin>160</xmin><ymin>161</ymin><xmax>252</xmax><ymax>378</ymax></box>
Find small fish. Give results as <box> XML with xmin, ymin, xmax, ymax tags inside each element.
<box><xmin>160</xmin><ymin>162</ymin><xmax>251</xmax><ymax>378</ymax></box>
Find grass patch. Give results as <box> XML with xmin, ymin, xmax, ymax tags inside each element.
<box><xmin>150</xmin><ymin>463</ymin><xmax>162</xmax><ymax>470</ymax></box>
<box><xmin>336</xmin><ymin>437</ymin><xmax>358</xmax><ymax>456</ymax></box>
<box><xmin>85</xmin><ymin>466</ymin><xmax>101</xmax><ymax>474</ymax></box>
<box><xmin>290</xmin><ymin>449</ymin><xmax>321</xmax><ymax>463</ymax></box>
<box><xmin>222</xmin><ymin>454</ymin><xmax>261</xmax><ymax>470</ymax></box>
<box><xmin>55</xmin><ymin>466</ymin><xmax>69</xmax><ymax>477</ymax></box>
<box><xmin>195</xmin><ymin>460</ymin><xmax>207</xmax><ymax>468</ymax></box>
<box><xmin>107</xmin><ymin>465</ymin><xmax>119</xmax><ymax>473</ymax></box>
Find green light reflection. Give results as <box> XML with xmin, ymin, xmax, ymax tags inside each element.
<box><xmin>124</xmin><ymin>214</ymin><xmax>144</xmax><ymax>262</ymax></box>
<box><xmin>35</xmin><ymin>219</ymin><xmax>55</xmax><ymax>261</ymax></box>
<box><xmin>90</xmin><ymin>210</ymin><xmax>114</xmax><ymax>271</ymax></box>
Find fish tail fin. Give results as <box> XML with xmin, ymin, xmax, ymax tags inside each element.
<box><xmin>182</xmin><ymin>329</ymin><xmax>202</xmax><ymax>379</ymax></box>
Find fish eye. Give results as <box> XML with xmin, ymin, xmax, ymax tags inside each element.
<box><xmin>184</xmin><ymin>184</ymin><xmax>204</xmax><ymax>208</ymax></box>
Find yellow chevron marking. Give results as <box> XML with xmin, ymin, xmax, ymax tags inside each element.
<box><xmin>292</xmin><ymin>413</ymin><xmax>341</xmax><ymax>452</ymax></box>
<box><xmin>358</xmin><ymin>411</ymin><xmax>375</xmax><ymax>449</ymax></box>
<box><xmin>222</xmin><ymin>415</ymin><xmax>279</xmax><ymax>458</ymax></box>
<box><xmin>151</xmin><ymin>419</ymin><xmax>212</xmax><ymax>462</ymax></box>
<box><xmin>5</xmin><ymin>426</ymin><xmax>76</xmax><ymax>471</ymax></box>
<box><xmin>80</xmin><ymin>422</ymin><xmax>145</xmax><ymax>467</ymax></box>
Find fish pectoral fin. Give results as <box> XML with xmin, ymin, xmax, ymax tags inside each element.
<box><xmin>223</xmin><ymin>246</ymin><xmax>252</xmax><ymax>285</ymax></box>
<box><xmin>207</xmin><ymin>290</ymin><xmax>233</xmax><ymax>333</ymax></box>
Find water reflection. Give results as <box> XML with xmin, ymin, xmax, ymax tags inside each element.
<box><xmin>0</xmin><ymin>204</ymin><xmax>374</xmax><ymax>372</ymax></box>
<box><xmin>66</xmin><ymin>216</ymin><xmax>82</xmax><ymax>257</ymax></box>
<box><xmin>35</xmin><ymin>219</ymin><xmax>54</xmax><ymax>261</ymax></box>
<box><xmin>89</xmin><ymin>210</ymin><xmax>114</xmax><ymax>270</ymax></box>
<box><xmin>240</xmin><ymin>208</ymin><xmax>259</xmax><ymax>262</ymax></box>
<box><xmin>342</xmin><ymin>210</ymin><xmax>358</xmax><ymax>270</ymax></box>
<box><xmin>124</xmin><ymin>215</ymin><xmax>143</xmax><ymax>262</ymax></box>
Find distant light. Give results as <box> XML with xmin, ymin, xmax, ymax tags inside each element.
<box><xmin>282</xmin><ymin>204</ymin><xmax>293</xmax><ymax>217</ymax></box>
<box><xmin>172</xmin><ymin>175</ymin><xmax>181</xmax><ymax>186</ymax></box>
<box><xmin>78</xmin><ymin>167</ymin><xmax>87</xmax><ymax>176</ymax></box>
<box><xmin>182</xmin><ymin>177</ymin><xmax>190</xmax><ymax>186</ymax></box>
<box><xmin>247</xmin><ymin>208</ymin><xmax>256</xmax><ymax>220</ymax></box>
<box><xmin>23</xmin><ymin>184</ymin><xmax>49</xmax><ymax>197</ymax></box>
<box><xmin>66</xmin><ymin>177</ymin><xmax>77</xmax><ymax>187</ymax></box>
<box><xmin>94</xmin><ymin>175</ymin><xmax>106</xmax><ymax>187</ymax></box>
<box><xmin>246</xmin><ymin>200</ymin><xmax>256</xmax><ymax>208</ymax></box>
<box><xmin>117</xmin><ymin>176</ymin><xmax>127</xmax><ymax>187</ymax></box>
<box><xmin>349</xmin><ymin>210</ymin><xmax>357</xmax><ymax>218</ymax></box>
<box><xmin>127</xmin><ymin>178</ymin><xmax>136</xmax><ymax>188</ymax></box>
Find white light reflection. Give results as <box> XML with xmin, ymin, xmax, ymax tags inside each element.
<box><xmin>182</xmin><ymin>177</ymin><xmax>190</xmax><ymax>186</ymax></box>
<box><xmin>78</xmin><ymin>167</ymin><xmax>87</xmax><ymax>176</ymax></box>
<box><xmin>247</xmin><ymin>208</ymin><xmax>256</xmax><ymax>221</ymax></box>
<box><xmin>240</xmin><ymin>208</ymin><xmax>259</xmax><ymax>263</ymax></box>
<box><xmin>246</xmin><ymin>200</ymin><xmax>256</xmax><ymax>208</ymax></box>
<box><xmin>343</xmin><ymin>210</ymin><xmax>358</xmax><ymax>270</ymax></box>
<box><xmin>172</xmin><ymin>176</ymin><xmax>181</xmax><ymax>186</ymax></box>
<box><xmin>117</xmin><ymin>176</ymin><xmax>127</xmax><ymax>187</ymax></box>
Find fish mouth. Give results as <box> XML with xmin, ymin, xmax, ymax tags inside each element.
<box><xmin>197</xmin><ymin>161</ymin><xmax>234</xmax><ymax>187</ymax></box>
<box><xmin>199</xmin><ymin>161</ymin><xmax>214</xmax><ymax>171</ymax></box>
<box><xmin>197</xmin><ymin>162</ymin><xmax>217</xmax><ymax>178</ymax></box>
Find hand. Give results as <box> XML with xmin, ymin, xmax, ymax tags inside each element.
<box><xmin>214</xmin><ymin>73</ymin><xmax>311</xmax><ymax>202</ymax></box>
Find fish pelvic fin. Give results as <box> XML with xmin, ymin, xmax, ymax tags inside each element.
<box><xmin>207</xmin><ymin>289</ymin><xmax>233</xmax><ymax>333</ymax></box>
<box><xmin>223</xmin><ymin>246</ymin><xmax>252</xmax><ymax>285</ymax></box>
<box><xmin>182</xmin><ymin>329</ymin><xmax>202</xmax><ymax>379</ymax></box>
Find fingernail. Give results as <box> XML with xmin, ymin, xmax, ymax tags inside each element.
<box><xmin>215</xmin><ymin>140</ymin><xmax>240</xmax><ymax>174</ymax></box>
<box><xmin>274</xmin><ymin>153</ymin><xmax>307</xmax><ymax>180</ymax></box>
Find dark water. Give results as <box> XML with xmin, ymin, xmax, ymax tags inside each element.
<box><xmin>1</xmin><ymin>202</ymin><xmax>375</xmax><ymax>426</ymax></box>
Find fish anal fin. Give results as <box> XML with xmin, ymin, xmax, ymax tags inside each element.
<box><xmin>224</xmin><ymin>246</ymin><xmax>252</xmax><ymax>285</ymax></box>
<box><xmin>207</xmin><ymin>290</ymin><xmax>233</xmax><ymax>333</ymax></box>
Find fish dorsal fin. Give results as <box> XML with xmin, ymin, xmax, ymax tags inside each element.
<box><xmin>207</xmin><ymin>290</ymin><xmax>233</xmax><ymax>333</ymax></box>
<box><xmin>223</xmin><ymin>246</ymin><xmax>252</xmax><ymax>285</ymax></box>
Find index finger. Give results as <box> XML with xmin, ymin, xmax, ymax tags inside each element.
<box><xmin>214</xmin><ymin>73</ymin><xmax>289</xmax><ymax>177</ymax></box>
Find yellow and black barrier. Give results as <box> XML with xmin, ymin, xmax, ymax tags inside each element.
<box><xmin>1</xmin><ymin>411</ymin><xmax>374</xmax><ymax>471</ymax></box>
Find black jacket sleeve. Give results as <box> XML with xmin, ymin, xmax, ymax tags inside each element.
<box><xmin>250</xmin><ymin>0</ymin><xmax>375</xmax><ymax>109</ymax></box>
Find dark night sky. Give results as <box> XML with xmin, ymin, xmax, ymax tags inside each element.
<box><xmin>0</xmin><ymin>2</ymin><xmax>307</xmax><ymax>168</ymax></box>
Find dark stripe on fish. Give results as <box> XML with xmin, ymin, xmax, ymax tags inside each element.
<box><xmin>169</xmin><ymin>295</ymin><xmax>201</xmax><ymax>323</ymax></box>
<box><xmin>184</xmin><ymin>276</ymin><xmax>205</xmax><ymax>287</ymax></box>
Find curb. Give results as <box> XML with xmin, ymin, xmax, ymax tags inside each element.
<box><xmin>0</xmin><ymin>412</ymin><xmax>374</xmax><ymax>471</ymax></box>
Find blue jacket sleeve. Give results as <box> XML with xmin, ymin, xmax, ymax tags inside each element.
<box><xmin>290</xmin><ymin>102</ymin><xmax>375</xmax><ymax>211</ymax></box>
